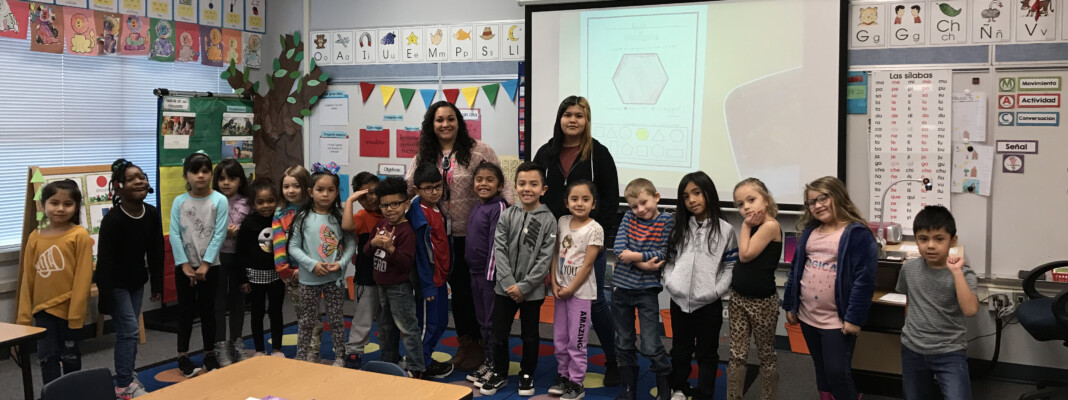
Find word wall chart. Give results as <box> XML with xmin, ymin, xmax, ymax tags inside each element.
<box><xmin>869</xmin><ymin>70</ymin><xmax>952</xmax><ymax>234</ymax></box>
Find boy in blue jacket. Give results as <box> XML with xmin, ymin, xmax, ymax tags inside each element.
<box><xmin>408</xmin><ymin>163</ymin><xmax>454</xmax><ymax>379</ymax></box>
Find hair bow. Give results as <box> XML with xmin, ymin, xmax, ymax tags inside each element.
<box><xmin>112</xmin><ymin>159</ymin><xmax>132</xmax><ymax>172</ymax></box>
<box><xmin>312</xmin><ymin>162</ymin><xmax>340</xmax><ymax>175</ymax></box>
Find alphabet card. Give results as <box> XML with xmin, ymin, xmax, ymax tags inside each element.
<box><xmin>354</xmin><ymin>29</ymin><xmax>373</xmax><ymax>64</ymax></box>
<box><xmin>222</xmin><ymin>0</ymin><xmax>242</xmax><ymax>30</ymax></box>
<box><xmin>119</xmin><ymin>0</ymin><xmax>145</xmax><ymax>16</ymax></box>
<box><xmin>244</xmin><ymin>0</ymin><xmax>264</xmax><ymax>33</ymax></box>
<box><xmin>502</xmin><ymin>22</ymin><xmax>523</xmax><ymax>60</ymax></box>
<box><xmin>928</xmin><ymin>0</ymin><xmax>968</xmax><ymax>45</ymax></box>
<box><xmin>376</xmin><ymin>28</ymin><xmax>399</xmax><ymax>63</ymax></box>
<box><xmin>310</xmin><ymin>30</ymin><xmax>331</xmax><ymax>65</ymax></box>
<box><xmin>890</xmin><ymin>2</ymin><xmax>927</xmax><ymax>46</ymax></box>
<box><xmin>89</xmin><ymin>0</ymin><xmax>118</xmax><ymax>12</ymax></box>
<box><xmin>400</xmin><ymin>27</ymin><xmax>423</xmax><ymax>63</ymax></box>
<box><xmin>474</xmin><ymin>23</ymin><xmax>499</xmax><ymax>61</ymax></box>
<box><xmin>198</xmin><ymin>0</ymin><xmax>220</xmax><ymax>27</ymax></box>
<box><xmin>174</xmin><ymin>0</ymin><xmax>196</xmax><ymax>23</ymax></box>
<box><xmin>424</xmin><ymin>26</ymin><xmax>447</xmax><ymax>62</ymax></box>
<box><xmin>1015</xmin><ymin>0</ymin><xmax>1056</xmax><ymax>42</ymax></box>
<box><xmin>449</xmin><ymin>25</ymin><xmax>474</xmax><ymax>61</ymax></box>
<box><xmin>332</xmin><ymin>30</ymin><xmax>353</xmax><ymax>64</ymax></box>
<box><xmin>146</xmin><ymin>0</ymin><xmax>171</xmax><ymax>20</ymax></box>
<box><xmin>971</xmin><ymin>0</ymin><xmax>1010</xmax><ymax>43</ymax></box>
<box><xmin>851</xmin><ymin>4</ymin><xmax>887</xmax><ymax>48</ymax></box>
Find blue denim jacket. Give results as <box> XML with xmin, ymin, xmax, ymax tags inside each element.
<box><xmin>781</xmin><ymin>222</ymin><xmax>878</xmax><ymax>326</ymax></box>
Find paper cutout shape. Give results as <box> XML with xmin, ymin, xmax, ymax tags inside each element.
<box><xmin>443</xmin><ymin>88</ymin><xmax>459</xmax><ymax>104</ymax></box>
<box><xmin>481</xmin><ymin>83</ymin><xmax>499</xmax><ymax>105</ymax></box>
<box><xmin>380</xmin><ymin>85</ymin><xmax>396</xmax><ymax>107</ymax></box>
<box><xmin>30</xmin><ymin>3</ymin><xmax>64</xmax><ymax>54</ymax></box>
<box><xmin>200</xmin><ymin>25</ymin><xmax>223</xmax><ymax>66</ymax></box>
<box><xmin>461</xmin><ymin>87</ymin><xmax>478</xmax><ymax>108</ymax></box>
<box><xmin>222</xmin><ymin>28</ymin><xmax>241</xmax><ymax>66</ymax></box>
<box><xmin>33</xmin><ymin>187</ymin><xmax>42</xmax><ymax>201</ymax></box>
<box><xmin>120</xmin><ymin>14</ymin><xmax>148</xmax><ymax>55</ymax></box>
<box><xmin>63</xmin><ymin>7</ymin><xmax>96</xmax><ymax>56</ymax></box>
<box><xmin>359</xmin><ymin>82</ymin><xmax>375</xmax><ymax>103</ymax></box>
<box><xmin>175</xmin><ymin>21</ymin><xmax>199</xmax><ymax>62</ymax></box>
<box><xmin>94</xmin><ymin>11</ymin><xmax>121</xmax><ymax>55</ymax></box>
<box><xmin>242</xmin><ymin>31</ymin><xmax>261</xmax><ymax>69</ymax></box>
<box><xmin>359</xmin><ymin>129</ymin><xmax>389</xmax><ymax>157</ymax></box>
<box><xmin>36</xmin><ymin>211</ymin><xmax>44</xmax><ymax>221</ymax></box>
<box><xmin>399</xmin><ymin>88</ymin><xmax>416</xmax><ymax>110</ymax></box>
<box><xmin>420</xmin><ymin>88</ymin><xmax>436</xmax><ymax>109</ymax></box>
<box><xmin>0</xmin><ymin>0</ymin><xmax>30</xmax><ymax>40</ymax></box>
<box><xmin>31</xmin><ymin>169</ymin><xmax>45</xmax><ymax>183</ymax></box>
<box><xmin>148</xmin><ymin>18</ymin><xmax>175</xmax><ymax>62</ymax></box>
<box><xmin>501</xmin><ymin>79</ymin><xmax>519</xmax><ymax>101</ymax></box>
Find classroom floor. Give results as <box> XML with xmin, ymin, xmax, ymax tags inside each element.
<box><xmin>0</xmin><ymin>299</ymin><xmax>1038</xmax><ymax>400</ymax></box>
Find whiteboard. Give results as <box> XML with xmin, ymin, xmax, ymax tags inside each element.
<box><xmin>308</xmin><ymin>82</ymin><xmax>520</xmax><ymax>186</ymax></box>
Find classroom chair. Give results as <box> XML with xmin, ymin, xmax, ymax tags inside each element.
<box><xmin>40</xmin><ymin>368</ymin><xmax>114</xmax><ymax>400</ymax></box>
<box><xmin>1015</xmin><ymin>260</ymin><xmax>1068</xmax><ymax>400</ymax></box>
<box><xmin>363</xmin><ymin>360</ymin><xmax>409</xmax><ymax>377</ymax></box>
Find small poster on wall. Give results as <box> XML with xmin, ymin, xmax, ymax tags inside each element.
<box><xmin>396</xmin><ymin>128</ymin><xmax>420</xmax><ymax>158</ymax></box>
<box><xmin>174</xmin><ymin>0</ymin><xmax>195</xmax><ymax>23</ymax></box>
<box><xmin>119</xmin><ymin>0</ymin><xmax>146</xmax><ymax>16</ymax></box>
<box><xmin>360</xmin><ymin>129</ymin><xmax>390</xmax><ymax>158</ymax></box>
<box><xmin>222</xmin><ymin>0</ymin><xmax>241</xmax><ymax>30</ymax></box>
<box><xmin>242</xmin><ymin>31</ymin><xmax>260</xmax><ymax>68</ymax></box>
<box><xmin>161</xmin><ymin>111</ymin><xmax>195</xmax><ymax>149</ymax></box>
<box><xmin>198</xmin><ymin>0</ymin><xmax>220</xmax><ymax>27</ymax></box>
<box><xmin>244</xmin><ymin>0</ymin><xmax>263</xmax><ymax>32</ymax></box>
<box><xmin>460</xmin><ymin>108</ymin><xmax>481</xmax><ymax>140</ymax></box>
<box><xmin>146</xmin><ymin>0</ymin><xmax>171</xmax><ymax>19</ymax></box>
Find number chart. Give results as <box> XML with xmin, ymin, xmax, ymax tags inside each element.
<box><xmin>869</xmin><ymin>70</ymin><xmax>952</xmax><ymax>234</ymax></box>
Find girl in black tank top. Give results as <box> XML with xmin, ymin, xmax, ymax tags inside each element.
<box><xmin>726</xmin><ymin>178</ymin><xmax>783</xmax><ymax>400</ymax></box>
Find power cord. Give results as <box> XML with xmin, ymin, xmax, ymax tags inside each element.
<box><xmin>968</xmin><ymin>293</ymin><xmax>1019</xmax><ymax>378</ymax></box>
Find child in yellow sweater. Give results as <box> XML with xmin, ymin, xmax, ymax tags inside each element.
<box><xmin>17</xmin><ymin>179</ymin><xmax>94</xmax><ymax>385</ymax></box>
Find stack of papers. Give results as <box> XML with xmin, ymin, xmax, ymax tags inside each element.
<box><xmin>879</xmin><ymin>293</ymin><xmax>907</xmax><ymax>305</ymax></box>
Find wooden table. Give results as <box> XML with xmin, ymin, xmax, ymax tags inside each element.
<box><xmin>139</xmin><ymin>356</ymin><xmax>473</xmax><ymax>400</ymax></box>
<box><xmin>0</xmin><ymin>322</ymin><xmax>48</xmax><ymax>400</ymax></box>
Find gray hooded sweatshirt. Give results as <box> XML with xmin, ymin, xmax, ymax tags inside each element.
<box><xmin>663</xmin><ymin>216</ymin><xmax>739</xmax><ymax>313</ymax></box>
<box><xmin>493</xmin><ymin>203</ymin><xmax>558</xmax><ymax>300</ymax></box>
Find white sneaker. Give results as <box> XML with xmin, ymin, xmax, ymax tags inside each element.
<box><xmin>214</xmin><ymin>342</ymin><xmax>233</xmax><ymax>367</ymax></box>
<box><xmin>332</xmin><ymin>357</ymin><xmax>345</xmax><ymax>367</ymax></box>
<box><xmin>270</xmin><ymin>351</ymin><xmax>287</xmax><ymax>358</ymax></box>
<box><xmin>231</xmin><ymin>339</ymin><xmax>247</xmax><ymax>362</ymax></box>
<box><xmin>115</xmin><ymin>381</ymin><xmax>148</xmax><ymax>399</ymax></box>
<box><xmin>252</xmin><ymin>351</ymin><xmax>266</xmax><ymax>357</ymax></box>
<box><xmin>670</xmin><ymin>390</ymin><xmax>687</xmax><ymax>400</ymax></box>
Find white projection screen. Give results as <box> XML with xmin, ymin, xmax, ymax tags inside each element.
<box><xmin>527</xmin><ymin>0</ymin><xmax>846</xmax><ymax>207</ymax></box>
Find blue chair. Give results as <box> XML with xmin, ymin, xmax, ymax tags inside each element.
<box><xmin>41</xmin><ymin>368</ymin><xmax>114</xmax><ymax>400</ymax></box>
<box><xmin>362</xmin><ymin>360</ymin><xmax>409</xmax><ymax>377</ymax></box>
<box><xmin>1015</xmin><ymin>261</ymin><xmax>1068</xmax><ymax>400</ymax></box>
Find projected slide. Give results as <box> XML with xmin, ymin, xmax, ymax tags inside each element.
<box><xmin>581</xmin><ymin>7</ymin><xmax>706</xmax><ymax>171</ymax></box>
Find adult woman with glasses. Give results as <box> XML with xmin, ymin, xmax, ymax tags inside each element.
<box><xmin>531</xmin><ymin>95</ymin><xmax>622</xmax><ymax>386</ymax></box>
<box><xmin>405</xmin><ymin>100</ymin><xmax>515</xmax><ymax>370</ymax></box>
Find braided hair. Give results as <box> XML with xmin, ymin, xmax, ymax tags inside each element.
<box><xmin>109</xmin><ymin>158</ymin><xmax>144</xmax><ymax>207</ymax></box>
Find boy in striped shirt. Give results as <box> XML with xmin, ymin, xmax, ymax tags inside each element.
<box><xmin>611</xmin><ymin>178</ymin><xmax>675</xmax><ymax>398</ymax></box>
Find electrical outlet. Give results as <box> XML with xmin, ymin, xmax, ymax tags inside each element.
<box><xmin>1013</xmin><ymin>292</ymin><xmax>1028</xmax><ymax>306</ymax></box>
<box><xmin>988</xmin><ymin>289</ymin><xmax>1013</xmax><ymax>310</ymax></box>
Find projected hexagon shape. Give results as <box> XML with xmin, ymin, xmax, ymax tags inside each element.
<box><xmin>612</xmin><ymin>53</ymin><xmax>668</xmax><ymax>105</ymax></box>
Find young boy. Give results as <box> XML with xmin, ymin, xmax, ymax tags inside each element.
<box><xmin>611</xmin><ymin>178</ymin><xmax>675</xmax><ymax>399</ymax></box>
<box><xmin>478</xmin><ymin>162</ymin><xmax>558</xmax><ymax>396</ymax></box>
<box><xmin>340</xmin><ymin>172</ymin><xmax>382</xmax><ymax>369</ymax></box>
<box><xmin>896</xmin><ymin>205</ymin><xmax>978</xmax><ymax>400</ymax></box>
<box><xmin>408</xmin><ymin>164</ymin><xmax>455</xmax><ymax>379</ymax></box>
<box><xmin>366</xmin><ymin>177</ymin><xmax>424</xmax><ymax>377</ymax></box>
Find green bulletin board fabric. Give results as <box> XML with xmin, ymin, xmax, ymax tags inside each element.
<box><xmin>158</xmin><ymin>97</ymin><xmax>254</xmax><ymax>166</ymax></box>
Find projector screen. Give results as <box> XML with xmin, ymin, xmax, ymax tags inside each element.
<box><xmin>527</xmin><ymin>0</ymin><xmax>845</xmax><ymax>207</ymax></box>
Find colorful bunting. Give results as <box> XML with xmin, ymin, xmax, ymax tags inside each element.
<box><xmin>36</xmin><ymin>211</ymin><xmax>44</xmax><ymax>221</ymax></box>
<box><xmin>461</xmin><ymin>86</ymin><xmax>478</xmax><ymax>108</ymax></box>
<box><xmin>501</xmin><ymin>79</ymin><xmax>519</xmax><ymax>101</ymax></box>
<box><xmin>381</xmin><ymin>85</ymin><xmax>396</xmax><ymax>107</ymax></box>
<box><xmin>359</xmin><ymin>82</ymin><xmax>376</xmax><ymax>103</ymax></box>
<box><xmin>419</xmin><ymin>88</ymin><xmax>436</xmax><ymax>109</ymax></box>
<box><xmin>33</xmin><ymin>187</ymin><xmax>41</xmax><ymax>201</ymax></box>
<box><xmin>442</xmin><ymin>88</ymin><xmax>459</xmax><ymax>105</ymax></box>
<box><xmin>481</xmin><ymin>83</ymin><xmax>499</xmax><ymax>105</ymax></box>
<box><xmin>399</xmin><ymin>88</ymin><xmax>416</xmax><ymax>110</ymax></box>
<box><xmin>31</xmin><ymin>169</ymin><xmax>44</xmax><ymax>183</ymax></box>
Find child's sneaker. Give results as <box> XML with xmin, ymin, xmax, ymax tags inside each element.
<box><xmin>230</xmin><ymin>339</ymin><xmax>247</xmax><ymax>362</ymax></box>
<box><xmin>467</xmin><ymin>362</ymin><xmax>493</xmax><ymax>385</ymax></box>
<box><xmin>548</xmin><ymin>374</ymin><xmax>569</xmax><ymax>395</ymax></box>
<box><xmin>479</xmin><ymin>372</ymin><xmax>507</xmax><ymax>395</ymax></box>
<box><xmin>409</xmin><ymin>370</ymin><xmax>424</xmax><ymax>379</ymax></box>
<box><xmin>425</xmin><ymin>360</ymin><xmax>455</xmax><ymax>379</ymax></box>
<box><xmin>561</xmin><ymin>380</ymin><xmax>585</xmax><ymax>400</ymax></box>
<box><xmin>270</xmin><ymin>350</ymin><xmax>287</xmax><ymax>358</ymax></box>
<box><xmin>177</xmin><ymin>355</ymin><xmax>200</xmax><ymax>378</ymax></box>
<box><xmin>213</xmin><ymin>342</ymin><xmax>233</xmax><ymax>367</ymax></box>
<box><xmin>114</xmin><ymin>381</ymin><xmax>147</xmax><ymax>399</ymax></box>
<box><xmin>670</xmin><ymin>390</ymin><xmax>687</xmax><ymax>400</ymax></box>
<box><xmin>343</xmin><ymin>354</ymin><xmax>361</xmax><ymax>370</ymax></box>
<box><xmin>517</xmin><ymin>373</ymin><xmax>535</xmax><ymax>396</ymax></box>
<box><xmin>203</xmin><ymin>352</ymin><xmax>221</xmax><ymax>372</ymax></box>
<box><xmin>332</xmin><ymin>357</ymin><xmax>345</xmax><ymax>367</ymax></box>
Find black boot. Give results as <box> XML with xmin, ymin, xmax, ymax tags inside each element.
<box><xmin>655</xmin><ymin>373</ymin><xmax>672</xmax><ymax>400</ymax></box>
<box><xmin>603</xmin><ymin>359</ymin><xmax>621</xmax><ymax>387</ymax></box>
<box><xmin>614</xmin><ymin>366</ymin><xmax>638</xmax><ymax>400</ymax></box>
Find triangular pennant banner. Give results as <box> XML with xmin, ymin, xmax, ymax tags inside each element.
<box><xmin>399</xmin><ymin>88</ymin><xmax>416</xmax><ymax>110</ymax></box>
<box><xmin>442</xmin><ymin>89</ymin><xmax>460</xmax><ymax>105</ymax></box>
<box><xmin>481</xmin><ymin>84</ymin><xmax>500</xmax><ymax>106</ymax></box>
<box><xmin>501</xmin><ymin>79</ymin><xmax>519</xmax><ymax>102</ymax></box>
<box><xmin>33</xmin><ymin>188</ymin><xmax>42</xmax><ymax>201</ymax></box>
<box><xmin>461</xmin><ymin>87</ymin><xmax>479</xmax><ymax>108</ymax></box>
<box><xmin>420</xmin><ymin>89</ymin><xmax>437</xmax><ymax>109</ymax></box>
<box><xmin>31</xmin><ymin>169</ymin><xmax>44</xmax><ymax>183</ymax></box>
<box><xmin>36</xmin><ymin>212</ymin><xmax>44</xmax><ymax>221</ymax></box>
<box><xmin>381</xmin><ymin>86</ymin><xmax>396</xmax><ymax>107</ymax></box>
<box><xmin>359</xmin><ymin>82</ymin><xmax>376</xmax><ymax>103</ymax></box>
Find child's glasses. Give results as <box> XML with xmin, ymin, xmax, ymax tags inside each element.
<box><xmin>380</xmin><ymin>200</ymin><xmax>407</xmax><ymax>210</ymax></box>
<box><xmin>804</xmin><ymin>194</ymin><xmax>830</xmax><ymax>208</ymax></box>
<box><xmin>418</xmin><ymin>183</ymin><xmax>444</xmax><ymax>193</ymax></box>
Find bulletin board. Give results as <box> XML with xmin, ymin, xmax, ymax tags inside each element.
<box><xmin>307</xmin><ymin>81</ymin><xmax>521</xmax><ymax>185</ymax></box>
<box><xmin>20</xmin><ymin>165</ymin><xmax>113</xmax><ymax>262</ymax></box>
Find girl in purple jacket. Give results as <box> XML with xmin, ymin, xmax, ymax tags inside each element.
<box><xmin>464</xmin><ymin>162</ymin><xmax>508</xmax><ymax>384</ymax></box>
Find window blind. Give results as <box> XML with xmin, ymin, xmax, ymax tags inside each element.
<box><xmin>0</xmin><ymin>36</ymin><xmax>228</xmax><ymax>249</ymax></box>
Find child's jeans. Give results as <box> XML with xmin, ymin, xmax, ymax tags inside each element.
<box><xmin>295</xmin><ymin>282</ymin><xmax>346</xmax><ymax>361</ymax></box>
<box><xmin>378</xmin><ymin>282</ymin><xmax>425</xmax><ymax>372</ymax></box>
<box><xmin>901</xmin><ymin>347</ymin><xmax>972</xmax><ymax>400</ymax></box>
<box><xmin>492</xmin><ymin>294</ymin><xmax>544</xmax><ymax>375</ymax></box>
<box><xmin>34</xmin><ymin>311</ymin><xmax>81</xmax><ymax>385</ymax></box>
<box><xmin>553</xmin><ymin>296</ymin><xmax>591</xmax><ymax>384</ymax></box>
<box><xmin>611</xmin><ymin>287</ymin><xmax>670</xmax><ymax>375</ymax></box>
<box><xmin>112</xmin><ymin>287</ymin><xmax>143</xmax><ymax>388</ymax></box>
<box><xmin>344</xmin><ymin>284</ymin><xmax>380</xmax><ymax>356</ymax></box>
<box><xmin>799</xmin><ymin>321</ymin><xmax>859</xmax><ymax>400</ymax></box>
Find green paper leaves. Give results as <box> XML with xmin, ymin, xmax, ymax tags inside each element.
<box><xmin>286</xmin><ymin>96</ymin><xmax>296</xmax><ymax>104</ymax></box>
<box><xmin>289</xmin><ymin>70</ymin><xmax>300</xmax><ymax>79</ymax></box>
<box><xmin>273</xmin><ymin>58</ymin><xmax>281</xmax><ymax>71</ymax></box>
<box><xmin>253</xmin><ymin>124</ymin><xmax>262</xmax><ymax>131</ymax></box>
<box><xmin>234</xmin><ymin>88</ymin><xmax>245</xmax><ymax>95</ymax></box>
<box><xmin>253</xmin><ymin>81</ymin><xmax>260</xmax><ymax>94</ymax></box>
<box><xmin>286</xmin><ymin>48</ymin><xmax>295</xmax><ymax>59</ymax></box>
<box><xmin>307</xmin><ymin>80</ymin><xmax>320</xmax><ymax>87</ymax></box>
<box><xmin>293</xmin><ymin>30</ymin><xmax>301</xmax><ymax>46</ymax></box>
<box><xmin>300</xmin><ymin>109</ymin><xmax>311</xmax><ymax>117</ymax></box>
<box><xmin>267</xmin><ymin>77</ymin><xmax>275</xmax><ymax>90</ymax></box>
<box><xmin>292</xmin><ymin>117</ymin><xmax>304</xmax><ymax>126</ymax></box>
<box><xmin>318</xmin><ymin>72</ymin><xmax>329</xmax><ymax>82</ymax></box>
<box><xmin>310</xmin><ymin>58</ymin><xmax>317</xmax><ymax>70</ymax></box>
<box><xmin>274</xmin><ymin>69</ymin><xmax>287</xmax><ymax>78</ymax></box>
<box><xmin>295</xmin><ymin>51</ymin><xmax>304</xmax><ymax>62</ymax></box>
<box><xmin>243</xmin><ymin>66</ymin><xmax>250</xmax><ymax>83</ymax></box>
<box><xmin>221</xmin><ymin>70</ymin><xmax>231</xmax><ymax>80</ymax></box>
<box><xmin>309</xmin><ymin>95</ymin><xmax>319</xmax><ymax>105</ymax></box>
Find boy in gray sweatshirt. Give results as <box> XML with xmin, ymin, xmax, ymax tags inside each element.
<box><xmin>478</xmin><ymin>162</ymin><xmax>558</xmax><ymax>396</ymax></box>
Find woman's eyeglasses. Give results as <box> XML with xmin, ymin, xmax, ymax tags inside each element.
<box><xmin>804</xmin><ymin>194</ymin><xmax>830</xmax><ymax>208</ymax></box>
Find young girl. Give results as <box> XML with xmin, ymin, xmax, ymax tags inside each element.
<box><xmin>288</xmin><ymin>163</ymin><xmax>356</xmax><ymax>365</ymax></box>
<box><xmin>782</xmin><ymin>176</ymin><xmax>877</xmax><ymax>400</ymax></box>
<box><xmin>169</xmin><ymin>151</ymin><xmax>229</xmax><ymax>377</ymax></box>
<box><xmin>17</xmin><ymin>179</ymin><xmax>93</xmax><ymax>386</ymax></box>
<box><xmin>549</xmin><ymin>179</ymin><xmax>603</xmax><ymax>400</ymax></box>
<box><xmin>272</xmin><ymin>165</ymin><xmax>322</xmax><ymax>358</ymax></box>
<box><xmin>727</xmin><ymin>178</ymin><xmax>783</xmax><ymax>400</ymax></box>
<box><xmin>213</xmin><ymin>158</ymin><xmax>251</xmax><ymax>366</ymax></box>
<box><xmin>238</xmin><ymin>178</ymin><xmax>286</xmax><ymax>358</ymax></box>
<box><xmin>340</xmin><ymin>172</ymin><xmax>382</xmax><ymax>369</ymax></box>
<box><xmin>663</xmin><ymin>171</ymin><xmax>738</xmax><ymax>400</ymax></box>
<box><xmin>95</xmin><ymin>159</ymin><xmax>163</xmax><ymax>398</ymax></box>
<box><xmin>464</xmin><ymin>162</ymin><xmax>508</xmax><ymax>384</ymax></box>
